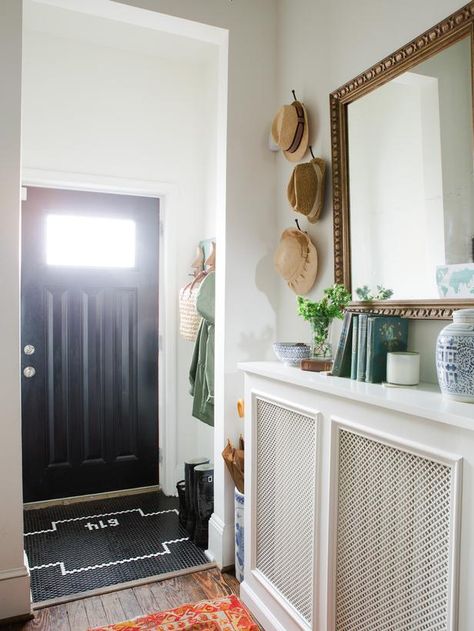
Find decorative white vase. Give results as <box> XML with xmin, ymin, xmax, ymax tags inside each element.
<box><xmin>436</xmin><ymin>309</ymin><xmax>474</xmax><ymax>402</ymax></box>
<box><xmin>234</xmin><ymin>488</ymin><xmax>245</xmax><ymax>582</ymax></box>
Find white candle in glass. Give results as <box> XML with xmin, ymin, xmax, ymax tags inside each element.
<box><xmin>386</xmin><ymin>351</ymin><xmax>420</xmax><ymax>385</ymax></box>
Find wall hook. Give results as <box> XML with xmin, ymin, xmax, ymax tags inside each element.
<box><xmin>295</xmin><ymin>218</ymin><xmax>303</xmax><ymax>232</ymax></box>
<box><xmin>292</xmin><ymin>89</ymin><xmax>297</xmax><ymax>101</ymax></box>
<box><xmin>309</xmin><ymin>145</ymin><xmax>315</xmax><ymax>159</ymax></box>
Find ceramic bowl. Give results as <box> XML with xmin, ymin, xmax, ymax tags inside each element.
<box><xmin>273</xmin><ymin>342</ymin><xmax>310</xmax><ymax>367</ymax></box>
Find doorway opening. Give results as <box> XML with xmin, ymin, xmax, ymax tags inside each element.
<box><xmin>21</xmin><ymin>0</ymin><xmax>226</xmax><ymax>605</ymax></box>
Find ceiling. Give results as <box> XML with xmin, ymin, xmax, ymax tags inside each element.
<box><xmin>23</xmin><ymin>0</ymin><xmax>218</xmax><ymax>65</ymax></box>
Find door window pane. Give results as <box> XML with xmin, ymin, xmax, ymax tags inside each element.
<box><xmin>46</xmin><ymin>214</ymin><xmax>136</xmax><ymax>268</ymax></box>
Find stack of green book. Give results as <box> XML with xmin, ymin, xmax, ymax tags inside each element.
<box><xmin>332</xmin><ymin>313</ymin><xmax>409</xmax><ymax>383</ymax></box>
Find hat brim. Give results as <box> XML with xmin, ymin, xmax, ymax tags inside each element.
<box><xmin>274</xmin><ymin>229</ymin><xmax>309</xmax><ymax>280</ymax></box>
<box><xmin>288</xmin><ymin>239</ymin><xmax>318</xmax><ymax>295</ymax></box>
<box><xmin>283</xmin><ymin>104</ymin><xmax>309</xmax><ymax>163</ymax></box>
<box><xmin>306</xmin><ymin>159</ymin><xmax>327</xmax><ymax>223</ymax></box>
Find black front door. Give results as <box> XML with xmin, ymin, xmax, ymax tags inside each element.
<box><xmin>21</xmin><ymin>187</ymin><xmax>159</xmax><ymax>502</ymax></box>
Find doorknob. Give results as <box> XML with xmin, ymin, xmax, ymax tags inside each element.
<box><xmin>23</xmin><ymin>366</ymin><xmax>36</xmax><ymax>378</ymax></box>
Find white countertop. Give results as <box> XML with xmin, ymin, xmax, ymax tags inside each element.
<box><xmin>238</xmin><ymin>361</ymin><xmax>474</xmax><ymax>431</ymax></box>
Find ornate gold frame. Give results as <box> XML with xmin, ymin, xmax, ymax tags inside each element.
<box><xmin>330</xmin><ymin>2</ymin><xmax>474</xmax><ymax>319</ymax></box>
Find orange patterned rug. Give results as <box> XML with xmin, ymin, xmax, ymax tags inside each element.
<box><xmin>89</xmin><ymin>594</ymin><xmax>259</xmax><ymax>630</ymax></box>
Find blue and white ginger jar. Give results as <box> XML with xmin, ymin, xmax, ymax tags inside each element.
<box><xmin>234</xmin><ymin>488</ymin><xmax>245</xmax><ymax>582</ymax></box>
<box><xmin>436</xmin><ymin>309</ymin><xmax>474</xmax><ymax>403</ymax></box>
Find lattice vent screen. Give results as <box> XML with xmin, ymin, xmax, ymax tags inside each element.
<box><xmin>336</xmin><ymin>429</ymin><xmax>454</xmax><ymax>631</ymax></box>
<box><xmin>255</xmin><ymin>398</ymin><xmax>317</xmax><ymax>626</ymax></box>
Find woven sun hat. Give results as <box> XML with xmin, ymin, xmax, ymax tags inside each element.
<box><xmin>271</xmin><ymin>100</ymin><xmax>309</xmax><ymax>162</ymax></box>
<box><xmin>274</xmin><ymin>228</ymin><xmax>318</xmax><ymax>295</ymax></box>
<box><xmin>287</xmin><ymin>158</ymin><xmax>326</xmax><ymax>223</ymax></box>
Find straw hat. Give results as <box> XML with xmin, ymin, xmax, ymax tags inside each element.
<box><xmin>271</xmin><ymin>100</ymin><xmax>309</xmax><ymax>162</ymax></box>
<box><xmin>288</xmin><ymin>158</ymin><xmax>326</xmax><ymax>223</ymax></box>
<box><xmin>274</xmin><ymin>228</ymin><xmax>318</xmax><ymax>295</ymax></box>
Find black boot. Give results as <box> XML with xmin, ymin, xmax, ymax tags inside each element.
<box><xmin>193</xmin><ymin>463</ymin><xmax>214</xmax><ymax>549</ymax></box>
<box><xmin>176</xmin><ymin>480</ymin><xmax>187</xmax><ymax>529</ymax></box>
<box><xmin>184</xmin><ymin>457</ymin><xmax>210</xmax><ymax>537</ymax></box>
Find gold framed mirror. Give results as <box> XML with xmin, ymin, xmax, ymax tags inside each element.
<box><xmin>331</xmin><ymin>2</ymin><xmax>474</xmax><ymax>319</ymax></box>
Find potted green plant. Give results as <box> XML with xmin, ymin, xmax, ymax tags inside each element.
<box><xmin>297</xmin><ymin>284</ymin><xmax>352</xmax><ymax>358</ymax></box>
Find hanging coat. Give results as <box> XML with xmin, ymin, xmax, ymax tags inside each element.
<box><xmin>189</xmin><ymin>271</ymin><xmax>215</xmax><ymax>426</ymax></box>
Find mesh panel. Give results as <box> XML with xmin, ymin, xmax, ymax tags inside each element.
<box><xmin>336</xmin><ymin>429</ymin><xmax>453</xmax><ymax>631</ymax></box>
<box><xmin>255</xmin><ymin>398</ymin><xmax>317</xmax><ymax>626</ymax></box>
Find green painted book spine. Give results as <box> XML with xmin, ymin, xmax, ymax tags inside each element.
<box><xmin>350</xmin><ymin>315</ymin><xmax>359</xmax><ymax>380</ymax></box>
<box><xmin>365</xmin><ymin>317</ymin><xmax>409</xmax><ymax>383</ymax></box>
<box><xmin>365</xmin><ymin>316</ymin><xmax>375</xmax><ymax>383</ymax></box>
<box><xmin>356</xmin><ymin>314</ymin><xmax>368</xmax><ymax>381</ymax></box>
<box><xmin>331</xmin><ymin>311</ymin><xmax>353</xmax><ymax>377</ymax></box>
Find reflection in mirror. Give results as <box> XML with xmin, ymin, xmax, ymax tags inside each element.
<box><xmin>348</xmin><ymin>37</ymin><xmax>473</xmax><ymax>300</ymax></box>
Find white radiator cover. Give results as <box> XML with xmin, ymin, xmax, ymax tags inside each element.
<box><xmin>333</xmin><ymin>425</ymin><xmax>461</xmax><ymax>631</ymax></box>
<box><xmin>240</xmin><ymin>366</ymin><xmax>469</xmax><ymax>631</ymax></box>
<box><xmin>255</xmin><ymin>398</ymin><xmax>319</xmax><ymax>627</ymax></box>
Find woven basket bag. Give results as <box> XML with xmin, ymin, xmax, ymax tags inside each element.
<box><xmin>179</xmin><ymin>274</ymin><xmax>204</xmax><ymax>341</ymax></box>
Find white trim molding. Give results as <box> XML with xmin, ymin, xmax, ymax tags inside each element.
<box><xmin>0</xmin><ymin>555</ymin><xmax>31</xmax><ymax>622</ymax></box>
<box><xmin>0</xmin><ymin>565</ymin><xmax>30</xmax><ymax>583</ymax></box>
<box><xmin>207</xmin><ymin>513</ymin><xmax>235</xmax><ymax>569</ymax></box>
<box><xmin>240</xmin><ymin>581</ymin><xmax>289</xmax><ymax>631</ymax></box>
<box><xmin>31</xmin><ymin>0</ymin><xmax>229</xmax><ymax>46</ymax></box>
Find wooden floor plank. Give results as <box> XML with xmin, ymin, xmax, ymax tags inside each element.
<box><xmin>100</xmin><ymin>592</ymin><xmax>125</xmax><ymax>624</ymax></box>
<box><xmin>116</xmin><ymin>589</ymin><xmax>144</xmax><ymax>621</ymax></box>
<box><xmin>46</xmin><ymin>606</ymin><xmax>70</xmax><ymax>631</ymax></box>
<box><xmin>148</xmin><ymin>573</ymin><xmax>207</xmax><ymax>611</ymax></box>
<box><xmin>221</xmin><ymin>571</ymin><xmax>241</xmax><ymax>596</ymax></box>
<box><xmin>83</xmin><ymin>596</ymin><xmax>108</xmax><ymax>629</ymax></box>
<box><xmin>10</xmin><ymin>608</ymin><xmax>53</xmax><ymax>630</ymax></box>
<box><xmin>192</xmin><ymin>567</ymin><xmax>237</xmax><ymax>599</ymax></box>
<box><xmin>131</xmin><ymin>584</ymin><xmax>159</xmax><ymax>616</ymax></box>
<box><xmin>64</xmin><ymin>600</ymin><xmax>89</xmax><ymax>631</ymax></box>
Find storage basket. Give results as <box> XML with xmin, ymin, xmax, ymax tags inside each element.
<box><xmin>179</xmin><ymin>277</ymin><xmax>203</xmax><ymax>341</ymax></box>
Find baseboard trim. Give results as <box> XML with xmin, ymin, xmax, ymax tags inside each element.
<box><xmin>208</xmin><ymin>513</ymin><xmax>235</xmax><ymax>569</ymax></box>
<box><xmin>0</xmin><ymin>565</ymin><xmax>29</xmax><ymax>582</ymax></box>
<box><xmin>0</xmin><ymin>562</ymin><xmax>31</xmax><ymax>623</ymax></box>
<box><xmin>240</xmin><ymin>581</ymin><xmax>287</xmax><ymax>631</ymax></box>
<box><xmin>0</xmin><ymin>612</ymin><xmax>34</xmax><ymax>625</ymax></box>
<box><xmin>24</xmin><ymin>485</ymin><xmax>161</xmax><ymax>510</ymax></box>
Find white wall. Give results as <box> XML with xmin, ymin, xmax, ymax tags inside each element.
<box><xmin>275</xmin><ymin>0</ymin><xmax>469</xmax><ymax>383</ymax></box>
<box><xmin>0</xmin><ymin>0</ymin><xmax>31</xmax><ymax>621</ymax></box>
<box><xmin>22</xmin><ymin>12</ymin><xmax>218</xmax><ymax>485</ymax></box>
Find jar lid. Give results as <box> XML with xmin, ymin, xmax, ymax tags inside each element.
<box><xmin>453</xmin><ymin>308</ymin><xmax>474</xmax><ymax>324</ymax></box>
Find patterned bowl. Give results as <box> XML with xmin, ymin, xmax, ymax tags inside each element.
<box><xmin>273</xmin><ymin>342</ymin><xmax>310</xmax><ymax>367</ymax></box>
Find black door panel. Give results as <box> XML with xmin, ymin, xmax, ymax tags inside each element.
<box><xmin>21</xmin><ymin>188</ymin><xmax>159</xmax><ymax>501</ymax></box>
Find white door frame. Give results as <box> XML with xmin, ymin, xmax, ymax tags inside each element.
<box><xmin>22</xmin><ymin>169</ymin><xmax>179</xmax><ymax>496</ymax></box>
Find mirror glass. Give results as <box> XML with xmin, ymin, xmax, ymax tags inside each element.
<box><xmin>348</xmin><ymin>37</ymin><xmax>474</xmax><ymax>300</ymax></box>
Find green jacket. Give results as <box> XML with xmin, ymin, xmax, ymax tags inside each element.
<box><xmin>189</xmin><ymin>272</ymin><xmax>215</xmax><ymax>426</ymax></box>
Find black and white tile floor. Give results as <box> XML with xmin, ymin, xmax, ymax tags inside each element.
<box><xmin>24</xmin><ymin>491</ymin><xmax>209</xmax><ymax>603</ymax></box>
